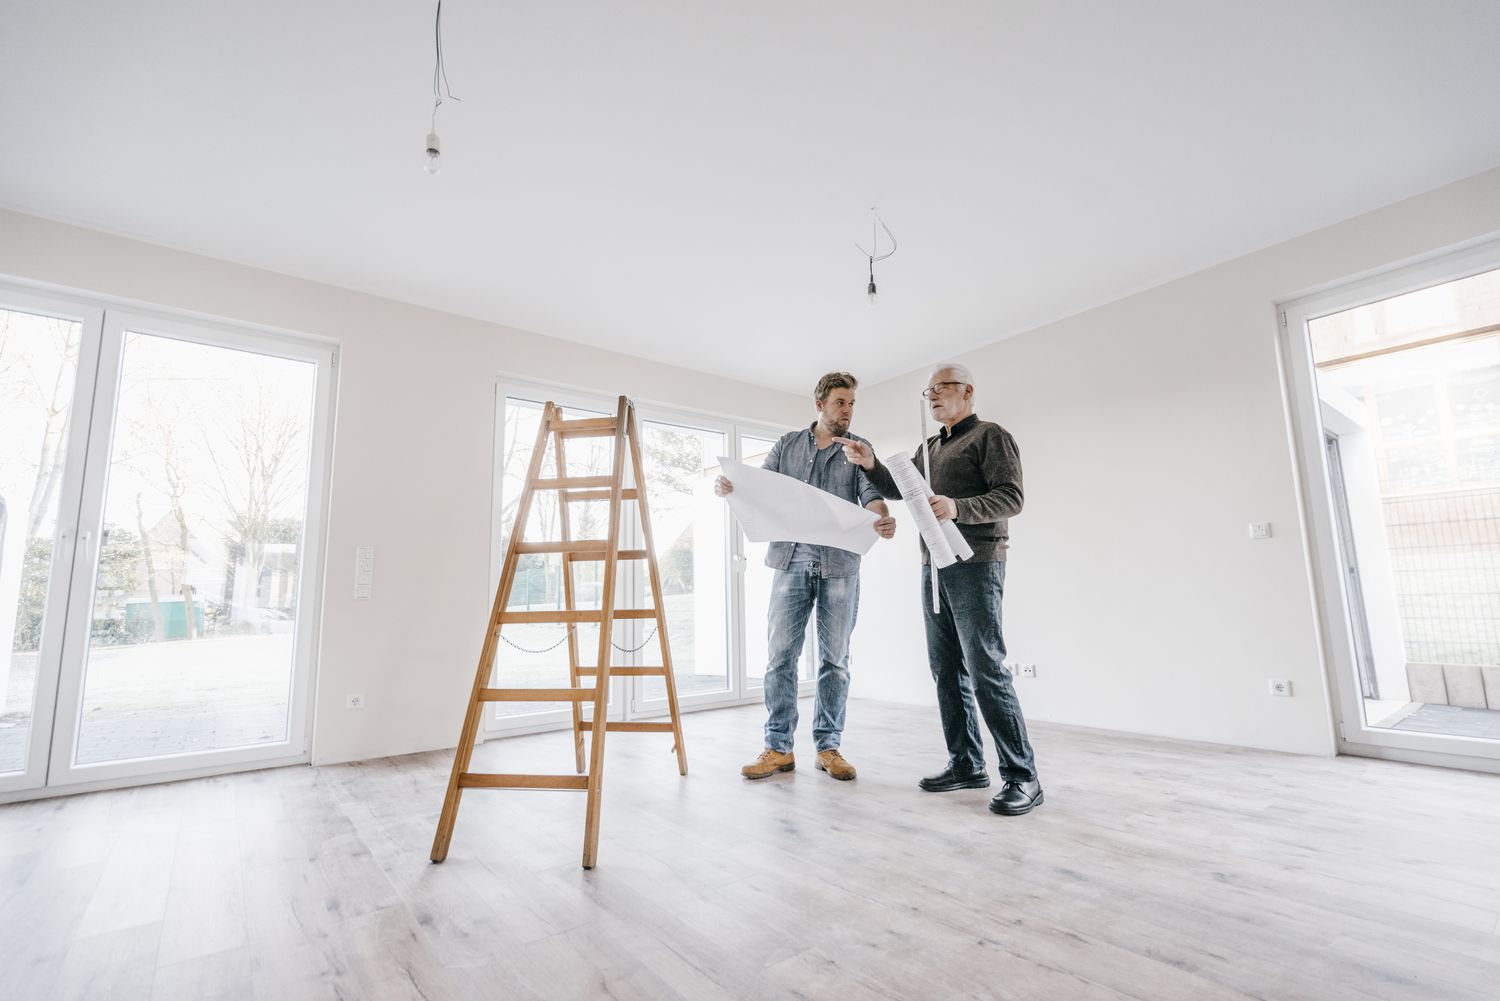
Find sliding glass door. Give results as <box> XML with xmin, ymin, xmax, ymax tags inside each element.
<box><xmin>1</xmin><ymin>292</ymin><xmax>333</xmax><ymax>795</ymax></box>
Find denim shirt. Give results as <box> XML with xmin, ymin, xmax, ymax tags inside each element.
<box><xmin>761</xmin><ymin>423</ymin><xmax>883</xmax><ymax>578</ymax></box>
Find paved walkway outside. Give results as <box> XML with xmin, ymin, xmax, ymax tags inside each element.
<box><xmin>1</xmin><ymin>634</ymin><xmax>291</xmax><ymax>773</ymax></box>
<box><xmin>1391</xmin><ymin>702</ymin><xmax>1500</xmax><ymax>739</ymax></box>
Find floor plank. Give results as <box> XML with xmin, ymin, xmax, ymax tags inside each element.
<box><xmin>2</xmin><ymin>699</ymin><xmax>1498</xmax><ymax>1001</ymax></box>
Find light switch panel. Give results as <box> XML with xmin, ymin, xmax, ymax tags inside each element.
<box><xmin>355</xmin><ymin>545</ymin><xmax>374</xmax><ymax>600</ymax></box>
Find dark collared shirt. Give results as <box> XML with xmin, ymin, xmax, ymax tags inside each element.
<box><xmin>762</xmin><ymin>423</ymin><xmax>883</xmax><ymax>578</ymax></box>
<box><xmin>866</xmin><ymin>413</ymin><xmax>1024</xmax><ymax>563</ymax></box>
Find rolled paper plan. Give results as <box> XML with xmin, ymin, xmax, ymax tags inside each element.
<box><xmin>885</xmin><ymin>453</ymin><xmax>973</xmax><ymax>569</ymax></box>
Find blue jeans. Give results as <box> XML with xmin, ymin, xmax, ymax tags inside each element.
<box><xmin>763</xmin><ymin>559</ymin><xmax>859</xmax><ymax>753</ymax></box>
<box><xmin>922</xmin><ymin>560</ymin><xmax>1037</xmax><ymax>782</ymax></box>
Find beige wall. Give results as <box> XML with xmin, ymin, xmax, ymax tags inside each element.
<box><xmin>851</xmin><ymin>167</ymin><xmax>1500</xmax><ymax>757</ymax></box>
<box><xmin>0</xmin><ymin>209</ymin><xmax>807</xmax><ymax>764</ymax></box>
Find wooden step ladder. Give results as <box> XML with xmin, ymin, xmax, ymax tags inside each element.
<box><xmin>430</xmin><ymin>395</ymin><xmax>689</xmax><ymax>869</ymax></box>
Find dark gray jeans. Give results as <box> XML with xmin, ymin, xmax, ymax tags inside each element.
<box><xmin>921</xmin><ymin>560</ymin><xmax>1037</xmax><ymax>782</ymax></box>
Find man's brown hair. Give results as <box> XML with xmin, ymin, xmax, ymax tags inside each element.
<box><xmin>815</xmin><ymin>371</ymin><xmax>858</xmax><ymax>402</ymax></box>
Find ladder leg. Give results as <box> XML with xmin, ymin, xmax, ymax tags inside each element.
<box><xmin>430</xmin><ymin>664</ymin><xmax>487</xmax><ymax>862</ymax></box>
<box><xmin>664</xmin><ymin>670</ymin><xmax>689</xmax><ymax>777</ymax></box>
<box><xmin>553</xmin><ymin>428</ymin><xmax>588</xmax><ymax>775</ymax></box>
<box><xmin>580</xmin><ymin>681</ymin><xmax>610</xmax><ymax>869</ymax></box>
<box><xmin>581</xmin><ymin>395</ymin><xmax>629</xmax><ymax>869</ymax></box>
<box><xmin>432</xmin><ymin>402</ymin><xmax>556</xmax><ymax>862</ymax></box>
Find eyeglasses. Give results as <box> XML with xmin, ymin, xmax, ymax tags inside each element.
<box><xmin>920</xmin><ymin>381</ymin><xmax>966</xmax><ymax>400</ymax></box>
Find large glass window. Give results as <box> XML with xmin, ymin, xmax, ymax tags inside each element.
<box><xmin>641</xmin><ymin>419</ymin><xmax>728</xmax><ymax>702</ymax></box>
<box><xmin>1293</xmin><ymin>258</ymin><xmax>1500</xmax><ymax>755</ymax></box>
<box><xmin>73</xmin><ymin>332</ymin><xmax>318</xmax><ymax>764</ymax></box>
<box><xmin>1</xmin><ymin>291</ymin><xmax>333</xmax><ymax>796</ymax></box>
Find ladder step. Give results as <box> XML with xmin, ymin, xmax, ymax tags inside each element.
<box><xmin>496</xmin><ymin>608</ymin><xmax>657</xmax><ymax>625</ymax></box>
<box><xmin>600</xmin><ymin>722</ymin><xmax>675</xmax><ymax>733</ymax></box>
<box><xmin>549</xmin><ymin>417</ymin><xmax>618</xmax><ymax>437</ymax></box>
<box><xmin>479</xmin><ymin>687</ymin><xmax>601</xmax><ymax>702</ymax></box>
<box><xmin>563</xmin><ymin>488</ymin><xmax>639</xmax><ymax>503</ymax></box>
<box><xmin>565</xmin><ymin>549</ymin><xmax>647</xmax><ymax>562</ymax></box>
<box><xmin>498</xmin><ymin>609</ymin><xmax>604</xmax><ymax>624</ymax></box>
<box><xmin>459</xmin><ymin>772</ymin><xmax>589</xmax><ymax>790</ymax></box>
<box><xmin>531</xmin><ymin>476</ymin><xmax>614</xmax><ymax>490</ymax></box>
<box><xmin>514</xmin><ymin>540</ymin><xmax>607</xmax><ymax>554</ymax></box>
<box><xmin>576</xmin><ymin>666</ymin><xmax>667</xmax><ymax>677</ymax></box>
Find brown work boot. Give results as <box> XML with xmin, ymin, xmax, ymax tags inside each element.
<box><xmin>741</xmin><ymin>748</ymin><xmax>795</xmax><ymax>779</ymax></box>
<box><xmin>815</xmin><ymin>749</ymin><xmax>857</xmax><ymax>781</ymax></box>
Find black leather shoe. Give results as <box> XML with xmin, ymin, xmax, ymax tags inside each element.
<box><xmin>988</xmin><ymin>779</ymin><xmax>1044</xmax><ymax>815</ymax></box>
<box><xmin>918</xmin><ymin>767</ymin><xmax>991</xmax><ymax>792</ymax></box>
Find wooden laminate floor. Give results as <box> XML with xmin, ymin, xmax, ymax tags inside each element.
<box><xmin>2</xmin><ymin>699</ymin><xmax>1498</xmax><ymax>1001</ymax></box>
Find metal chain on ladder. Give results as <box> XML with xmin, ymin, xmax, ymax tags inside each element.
<box><xmin>499</xmin><ymin>623</ymin><xmax>659</xmax><ymax>655</ymax></box>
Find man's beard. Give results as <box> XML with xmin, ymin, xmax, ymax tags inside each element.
<box><xmin>828</xmin><ymin>418</ymin><xmax>850</xmax><ymax>436</ymax></box>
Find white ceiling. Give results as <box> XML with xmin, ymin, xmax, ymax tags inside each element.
<box><xmin>3</xmin><ymin>1</ymin><xmax>1500</xmax><ymax>392</ymax></box>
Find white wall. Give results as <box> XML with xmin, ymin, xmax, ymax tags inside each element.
<box><xmin>851</xmin><ymin>167</ymin><xmax>1500</xmax><ymax>757</ymax></box>
<box><xmin>0</xmin><ymin>209</ymin><xmax>807</xmax><ymax>764</ymax></box>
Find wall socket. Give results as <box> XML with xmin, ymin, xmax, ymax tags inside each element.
<box><xmin>1268</xmin><ymin>679</ymin><xmax>1293</xmax><ymax>697</ymax></box>
<box><xmin>1020</xmin><ymin>664</ymin><xmax>1037</xmax><ymax>679</ymax></box>
<box><xmin>346</xmin><ymin>693</ymin><xmax>366</xmax><ymax>709</ymax></box>
<box><xmin>1248</xmin><ymin>522</ymin><xmax>1273</xmax><ymax>540</ymax></box>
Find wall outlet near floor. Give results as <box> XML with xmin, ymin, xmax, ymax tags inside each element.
<box><xmin>1249</xmin><ymin>522</ymin><xmax>1273</xmax><ymax>540</ymax></box>
<box><xmin>347</xmin><ymin>693</ymin><xmax>366</xmax><ymax>709</ymax></box>
<box><xmin>1020</xmin><ymin>664</ymin><xmax>1037</xmax><ymax>679</ymax></box>
<box><xmin>1268</xmin><ymin>679</ymin><xmax>1293</xmax><ymax>697</ymax></box>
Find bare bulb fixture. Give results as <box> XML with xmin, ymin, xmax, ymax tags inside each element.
<box><xmin>855</xmin><ymin>208</ymin><xmax>898</xmax><ymax>306</ymax></box>
<box><xmin>422</xmin><ymin>0</ymin><xmax>459</xmax><ymax>175</ymax></box>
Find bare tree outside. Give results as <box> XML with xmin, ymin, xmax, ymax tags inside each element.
<box><xmin>200</xmin><ymin>375</ymin><xmax>308</xmax><ymax>624</ymax></box>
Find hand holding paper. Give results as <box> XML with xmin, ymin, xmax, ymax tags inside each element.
<box><xmin>886</xmin><ymin>454</ymin><xmax>973</xmax><ymax>570</ymax></box>
<box><xmin>716</xmin><ymin>457</ymin><xmax>880</xmax><ymax>556</ymax></box>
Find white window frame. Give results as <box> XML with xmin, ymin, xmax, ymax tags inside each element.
<box><xmin>0</xmin><ymin>278</ymin><xmax>336</xmax><ymax>801</ymax></box>
<box><xmin>0</xmin><ymin>286</ymin><xmax>105</xmax><ymax>795</ymax></box>
<box><xmin>1278</xmin><ymin>236</ymin><xmax>1500</xmax><ymax>773</ymax></box>
<box><xmin>485</xmin><ymin>376</ymin><xmax>813</xmax><ymax>739</ymax></box>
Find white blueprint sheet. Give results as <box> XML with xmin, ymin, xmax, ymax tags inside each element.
<box><xmin>885</xmin><ymin>453</ymin><xmax>973</xmax><ymax>569</ymax></box>
<box><xmin>717</xmin><ymin>456</ymin><xmax>879</xmax><ymax>556</ymax></box>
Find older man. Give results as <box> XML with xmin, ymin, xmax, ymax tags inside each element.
<box><xmin>838</xmin><ymin>363</ymin><xmax>1042</xmax><ymax>816</ymax></box>
<box><xmin>715</xmin><ymin>371</ymin><xmax>896</xmax><ymax>782</ymax></box>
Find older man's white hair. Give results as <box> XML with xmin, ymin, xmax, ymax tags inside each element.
<box><xmin>929</xmin><ymin>362</ymin><xmax>975</xmax><ymax>387</ymax></box>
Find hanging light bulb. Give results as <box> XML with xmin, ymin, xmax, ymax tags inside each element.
<box><xmin>422</xmin><ymin>0</ymin><xmax>459</xmax><ymax>176</ymax></box>
<box><xmin>855</xmin><ymin>208</ymin><xmax>897</xmax><ymax>306</ymax></box>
